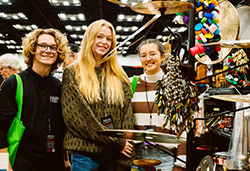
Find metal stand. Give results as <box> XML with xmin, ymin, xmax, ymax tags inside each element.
<box><xmin>142</xmin><ymin>134</ymin><xmax>186</xmax><ymax>164</ymax></box>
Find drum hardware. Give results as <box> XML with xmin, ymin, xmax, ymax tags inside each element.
<box><xmin>97</xmin><ymin>129</ymin><xmax>186</xmax><ymax>163</ymax></box>
<box><xmin>210</xmin><ymin>95</ymin><xmax>250</xmax><ymax>103</ymax></box>
<box><xmin>202</xmin><ymin>40</ymin><xmax>250</xmax><ymax>49</ymax></box>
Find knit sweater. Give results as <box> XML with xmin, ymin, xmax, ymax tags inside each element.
<box><xmin>61</xmin><ymin>66</ymin><xmax>135</xmax><ymax>168</ymax></box>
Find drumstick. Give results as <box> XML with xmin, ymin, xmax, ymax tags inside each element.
<box><xmin>246</xmin><ymin>116</ymin><xmax>249</xmax><ymax>162</ymax></box>
<box><xmin>243</xmin><ymin>110</ymin><xmax>245</xmax><ymax>155</ymax></box>
<box><xmin>100</xmin><ymin>14</ymin><xmax>161</xmax><ymax>63</ymax></box>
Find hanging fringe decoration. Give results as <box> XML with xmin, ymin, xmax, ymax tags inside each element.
<box><xmin>155</xmin><ymin>55</ymin><xmax>200</xmax><ymax>138</ymax></box>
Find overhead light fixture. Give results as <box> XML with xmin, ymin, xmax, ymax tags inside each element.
<box><xmin>58</xmin><ymin>13</ymin><xmax>85</xmax><ymax>21</ymax></box>
<box><xmin>13</xmin><ymin>24</ymin><xmax>38</xmax><ymax>30</ymax></box>
<box><xmin>0</xmin><ymin>40</ymin><xmax>16</xmax><ymax>44</ymax></box>
<box><xmin>48</xmin><ymin>0</ymin><xmax>81</xmax><ymax>6</ymax></box>
<box><xmin>65</xmin><ymin>25</ymin><xmax>87</xmax><ymax>31</ymax></box>
<box><xmin>117</xmin><ymin>14</ymin><xmax>143</xmax><ymax>22</ymax></box>
<box><xmin>0</xmin><ymin>12</ymin><xmax>28</xmax><ymax>20</ymax></box>
<box><xmin>74</xmin><ymin>41</ymin><xmax>81</xmax><ymax>45</ymax></box>
<box><xmin>0</xmin><ymin>0</ymin><xmax>11</xmax><ymax>5</ymax></box>
<box><xmin>116</xmin><ymin>26</ymin><xmax>139</xmax><ymax>32</ymax></box>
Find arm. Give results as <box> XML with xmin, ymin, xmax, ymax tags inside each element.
<box><xmin>61</xmin><ymin>68</ymin><xmax>125</xmax><ymax>152</ymax></box>
<box><xmin>0</xmin><ymin>76</ymin><xmax>17</xmax><ymax>171</ymax></box>
<box><xmin>0</xmin><ymin>76</ymin><xmax>18</xmax><ymax>149</ymax></box>
<box><xmin>119</xmin><ymin>82</ymin><xmax>134</xmax><ymax>158</ymax></box>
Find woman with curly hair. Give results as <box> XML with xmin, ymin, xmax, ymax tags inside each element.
<box><xmin>0</xmin><ymin>28</ymin><xmax>70</xmax><ymax>171</ymax></box>
<box><xmin>61</xmin><ymin>19</ymin><xmax>134</xmax><ymax>171</ymax></box>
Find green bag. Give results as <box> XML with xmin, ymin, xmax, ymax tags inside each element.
<box><xmin>131</xmin><ymin>76</ymin><xmax>139</xmax><ymax>98</ymax></box>
<box><xmin>7</xmin><ymin>74</ymin><xmax>25</xmax><ymax>167</ymax></box>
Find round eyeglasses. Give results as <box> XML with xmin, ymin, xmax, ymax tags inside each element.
<box><xmin>37</xmin><ymin>43</ymin><xmax>58</xmax><ymax>54</ymax></box>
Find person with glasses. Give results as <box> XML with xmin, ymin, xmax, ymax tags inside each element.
<box><xmin>61</xmin><ymin>19</ymin><xmax>134</xmax><ymax>171</ymax></box>
<box><xmin>0</xmin><ymin>53</ymin><xmax>22</xmax><ymax>87</ymax></box>
<box><xmin>130</xmin><ymin>39</ymin><xmax>177</xmax><ymax>171</ymax></box>
<box><xmin>0</xmin><ymin>28</ymin><xmax>70</xmax><ymax>171</ymax></box>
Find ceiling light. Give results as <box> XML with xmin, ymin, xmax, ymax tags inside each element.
<box><xmin>13</xmin><ymin>24</ymin><xmax>38</xmax><ymax>31</ymax></box>
<box><xmin>65</xmin><ymin>25</ymin><xmax>87</xmax><ymax>31</ymax></box>
<box><xmin>117</xmin><ymin>14</ymin><xmax>144</xmax><ymax>22</ymax></box>
<box><xmin>58</xmin><ymin>13</ymin><xmax>85</xmax><ymax>21</ymax></box>
<box><xmin>116</xmin><ymin>26</ymin><xmax>122</xmax><ymax>31</ymax></box>
<box><xmin>0</xmin><ymin>12</ymin><xmax>27</xmax><ymax>20</ymax></box>
<box><xmin>0</xmin><ymin>0</ymin><xmax>11</xmax><ymax>5</ymax></box>
<box><xmin>48</xmin><ymin>0</ymin><xmax>81</xmax><ymax>6</ymax></box>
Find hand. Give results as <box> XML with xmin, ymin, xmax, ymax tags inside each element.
<box><xmin>120</xmin><ymin>139</ymin><xmax>133</xmax><ymax>158</ymax></box>
<box><xmin>64</xmin><ymin>160</ymin><xmax>71</xmax><ymax>170</ymax></box>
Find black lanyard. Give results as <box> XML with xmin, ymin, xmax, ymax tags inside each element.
<box><xmin>145</xmin><ymin>76</ymin><xmax>154</xmax><ymax>125</ymax></box>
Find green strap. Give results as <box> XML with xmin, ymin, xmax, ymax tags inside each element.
<box><xmin>10</xmin><ymin>74</ymin><xmax>23</xmax><ymax>120</ymax></box>
<box><xmin>131</xmin><ymin>76</ymin><xmax>139</xmax><ymax>98</ymax></box>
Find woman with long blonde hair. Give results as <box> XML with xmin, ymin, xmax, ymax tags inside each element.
<box><xmin>61</xmin><ymin>19</ymin><xmax>134</xmax><ymax>171</ymax></box>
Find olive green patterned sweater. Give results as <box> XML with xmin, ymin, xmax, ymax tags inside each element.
<box><xmin>61</xmin><ymin>66</ymin><xmax>135</xmax><ymax>168</ymax></box>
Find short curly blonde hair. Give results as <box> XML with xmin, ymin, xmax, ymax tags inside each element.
<box><xmin>22</xmin><ymin>28</ymin><xmax>70</xmax><ymax>72</ymax></box>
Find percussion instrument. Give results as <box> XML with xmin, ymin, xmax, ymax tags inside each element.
<box><xmin>131</xmin><ymin>1</ymin><xmax>194</xmax><ymax>15</ymax></box>
<box><xmin>133</xmin><ymin>159</ymin><xmax>161</xmax><ymax>167</ymax></box>
<box><xmin>97</xmin><ymin>129</ymin><xmax>186</xmax><ymax>143</ymax></box>
<box><xmin>202</xmin><ymin>40</ymin><xmax>250</xmax><ymax>49</ymax></box>
<box><xmin>210</xmin><ymin>95</ymin><xmax>250</xmax><ymax>103</ymax></box>
<box><xmin>107</xmin><ymin>0</ymin><xmax>194</xmax><ymax>15</ymax></box>
<box><xmin>195</xmin><ymin>0</ymin><xmax>239</xmax><ymax>65</ymax></box>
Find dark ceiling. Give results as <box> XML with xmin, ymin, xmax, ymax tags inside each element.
<box><xmin>0</xmin><ymin>0</ymin><xmax>246</xmax><ymax>56</ymax></box>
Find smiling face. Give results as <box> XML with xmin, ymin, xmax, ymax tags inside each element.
<box><xmin>33</xmin><ymin>34</ymin><xmax>58</xmax><ymax>70</ymax></box>
<box><xmin>140</xmin><ymin>43</ymin><xmax>164</xmax><ymax>75</ymax></box>
<box><xmin>92</xmin><ymin>26</ymin><xmax>112</xmax><ymax>62</ymax></box>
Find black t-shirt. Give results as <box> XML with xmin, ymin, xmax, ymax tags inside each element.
<box><xmin>0</xmin><ymin>68</ymin><xmax>65</xmax><ymax>171</ymax></box>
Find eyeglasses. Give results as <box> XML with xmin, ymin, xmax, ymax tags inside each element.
<box><xmin>37</xmin><ymin>43</ymin><xmax>58</xmax><ymax>54</ymax></box>
<box><xmin>139</xmin><ymin>52</ymin><xmax>159</xmax><ymax>60</ymax></box>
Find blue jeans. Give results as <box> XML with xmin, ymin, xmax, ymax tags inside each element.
<box><xmin>71</xmin><ymin>151</ymin><xmax>117</xmax><ymax>171</ymax></box>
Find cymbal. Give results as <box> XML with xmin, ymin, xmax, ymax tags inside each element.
<box><xmin>131</xmin><ymin>1</ymin><xmax>194</xmax><ymax>15</ymax></box>
<box><xmin>134</xmin><ymin>159</ymin><xmax>161</xmax><ymax>166</ymax></box>
<box><xmin>202</xmin><ymin>40</ymin><xmax>250</xmax><ymax>49</ymax></box>
<box><xmin>97</xmin><ymin>129</ymin><xmax>186</xmax><ymax>143</ymax></box>
<box><xmin>210</xmin><ymin>95</ymin><xmax>250</xmax><ymax>103</ymax></box>
<box><xmin>195</xmin><ymin>0</ymin><xmax>239</xmax><ymax>65</ymax></box>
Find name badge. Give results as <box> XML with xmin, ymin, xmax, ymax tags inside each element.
<box><xmin>101</xmin><ymin>116</ymin><xmax>114</xmax><ymax>129</ymax></box>
<box><xmin>47</xmin><ymin>134</ymin><xmax>55</xmax><ymax>153</ymax></box>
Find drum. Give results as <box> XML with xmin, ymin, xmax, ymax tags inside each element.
<box><xmin>214</xmin><ymin>151</ymin><xmax>228</xmax><ymax>171</ymax></box>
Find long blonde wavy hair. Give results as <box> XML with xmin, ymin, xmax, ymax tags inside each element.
<box><xmin>74</xmin><ymin>19</ymin><xmax>130</xmax><ymax>106</ymax></box>
<box><xmin>22</xmin><ymin>28</ymin><xmax>70</xmax><ymax>72</ymax></box>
